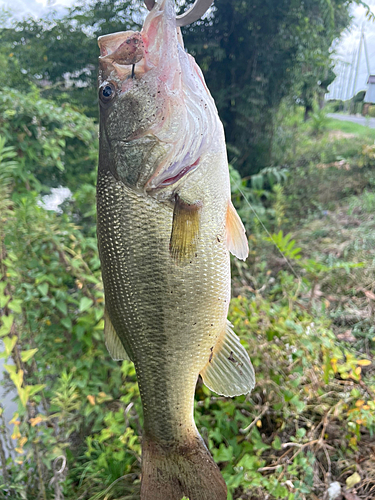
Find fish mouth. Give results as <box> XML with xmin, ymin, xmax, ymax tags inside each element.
<box><xmin>98</xmin><ymin>31</ymin><xmax>144</xmax><ymax>64</ymax></box>
<box><xmin>98</xmin><ymin>31</ymin><xmax>145</xmax><ymax>81</ymax></box>
<box><xmin>98</xmin><ymin>0</ymin><xmax>178</xmax><ymax>85</ymax></box>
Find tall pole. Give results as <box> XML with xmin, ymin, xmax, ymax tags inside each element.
<box><xmin>345</xmin><ymin>49</ymin><xmax>356</xmax><ymax>104</ymax></box>
<box><xmin>337</xmin><ymin>61</ymin><xmax>346</xmax><ymax>100</ymax></box>
<box><xmin>333</xmin><ymin>62</ymin><xmax>339</xmax><ymax>99</ymax></box>
<box><xmin>341</xmin><ymin>62</ymin><xmax>350</xmax><ymax>101</ymax></box>
<box><xmin>351</xmin><ymin>29</ymin><xmax>363</xmax><ymax>103</ymax></box>
<box><xmin>363</xmin><ymin>32</ymin><xmax>371</xmax><ymax>75</ymax></box>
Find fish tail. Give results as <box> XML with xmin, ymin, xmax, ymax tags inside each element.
<box><xmin>140</xmin><ymin>432</ymin><xmax>227</xmax><ymax>500</ymax></box>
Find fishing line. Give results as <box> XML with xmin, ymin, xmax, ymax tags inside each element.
<box><xmin>235</xmin><ymin>183</ymin><xmax>303</xmax><ymax>282</ymax></box>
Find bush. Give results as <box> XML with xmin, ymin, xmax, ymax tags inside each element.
<box><xmin>0</xmin><ymin>87</ymin><xmax>98</xmax><ymax>193</ymax></box>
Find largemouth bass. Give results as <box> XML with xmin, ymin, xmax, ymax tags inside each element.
<box><xmin>96</xmin><ymin>1</ymin><xmax>255</xmax><ymax>498</ymax></box>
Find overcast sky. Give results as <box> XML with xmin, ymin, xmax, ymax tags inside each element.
<box><xmin>0</xmin><ymin>0</ymin><xmax>71</xmax><ymax>18</ymax></box>
<box><xmin>1</xmin><ymin>0</ymin><xmax>375</xmax><ymax>100</ymax></box>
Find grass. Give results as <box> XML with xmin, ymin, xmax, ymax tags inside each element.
<box><xmin>228</xmin><ymin>106</ymin><xmax>375</xmax><ymax>498</ymax></box>
<box><xmin>326</xmin><ymin>117</ymin><xmax>375</xmax><ymax>140</ymax></box>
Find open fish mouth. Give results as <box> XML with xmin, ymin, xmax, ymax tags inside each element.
<box><xmin>99</xmin><ymin>32</ymin><xmax>144</xmax><ymax>65</ymax></box>
<box><xmin>98</xmin><ymin>31</ymin><xmax>145</xmax><ymax>82</ymax></box>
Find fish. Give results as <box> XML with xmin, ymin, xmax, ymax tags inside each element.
<box><xmin>96</xmin><ymin>1</ymin><xmax>255</xmax><ymax>499</ymax></box>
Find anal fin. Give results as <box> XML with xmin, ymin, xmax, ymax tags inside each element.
<box><xmin>104</xmin><ymin>308</ymin><xmax>131</xmax><ymax>361</ymax></box>
<box><xmin>169</xmin><ymin>194</ymin><xmax>202</xmax><ymax>264</ymax></box>
<box><xmin>226</xmin><ymin>200</ymin><xmax>249</xmax><ymax>261</ymax></box>
<box><xmin>200</xmin><ymin>321</ymin><xmax>255</xmax><ymax>397</ymax></box>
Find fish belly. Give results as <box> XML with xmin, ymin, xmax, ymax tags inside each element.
<box><xmin>96</xmin><ymin>167</ymin><xmax>230</xmax><ymax>444</ymax></box>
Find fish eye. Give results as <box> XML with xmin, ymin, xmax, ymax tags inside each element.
<box><xmin>99</xmin><ymin>82</ymin><xmax>116</xmax><ymax>103</ymax></box>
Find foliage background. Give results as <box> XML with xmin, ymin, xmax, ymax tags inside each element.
<box><xmin>0</xmin><ymin>1</ymin><xmax>375</xmax><ymax>499</ymax></box>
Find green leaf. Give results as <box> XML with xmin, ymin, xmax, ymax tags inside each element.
<box><xmin>296</xmin><ymin>428</ymin><xmax>306</xmax><ymax>439</ymax></box>
<box><xmin>272</xmin><ymin>436</ymin><xmax>282</xmax><ymax>450</ymax></box>
<box><xmin>0</xmin><ymin>314</ymin><xmax>14</xmax><ymax>337</ymax></box>
<box><xmin>0</xmin><ymin>295</ymin><xmax>10</xmax><ymax>308</ymax></box>
<box><xmin>37</xmin><ymin>283</ymin><xmax>49</xmax><ymax>297</ymax></box>
<box><xmin>61</xmin><ymin>317</ymin><xmax>72</xmax><ymax>329</ymax></box>
<box><xmin>214</xmin><ymin>444</ymin><xmax>234</xmax><ymax>462</ymax></box>
<box><xmin>8</xmin><ymin>299</ymin><xmax>22</xmax><ymax>313</ymax></box>
<box><xmin>56</xmin><ymin>300</ymin><xmax>68</xmax><ymax>316</ymax></box>
<box><xmin>20</xmin><ymin>348</ymin><xmax>38</xmax><ymax>363</ymax></box>
<box><xmin>28</xmin><ymin>384</ymin><xmax>46</xmax><ymax>397</ymax></box>
<box><xmin>4</xmin><ymin>364</ymin><xmax>23</xmax><ymax>389</ymax></box>
<box><xmin>4</xmin><ymin>364</ymin><xmax>17</xmax><ymax>376</ymax></box>
<box><xmin>18</xmin><ymin>387</ymin><xmax>29</xmax><ymax>408</ymax></box>
<box><xmin>3</xmin><ymin>335</ymin><xmax>17</xmax><ymax>356</ymax></box>
<box><xmin>79</xmin><ymin>297</ymin><xmax>93</xmax><ymax>313</ymax></box>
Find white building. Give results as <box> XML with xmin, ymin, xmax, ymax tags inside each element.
<box><xmin>364</xmin><ymin>75</ymin><xmax>375</xmax><ymax>103</ymax></box>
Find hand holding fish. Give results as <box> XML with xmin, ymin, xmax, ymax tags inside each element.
<box><xmin>96</xmin><ymin>1</ymin><xmax>255</xmax><ymax>498</ymax></box>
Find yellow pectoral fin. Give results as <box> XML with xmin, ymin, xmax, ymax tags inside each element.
<box><xmin>104</xmin><ymin>308</ymin><xmax>131</xmax><ymax>361</ymax></box>
<box><xmin>226</xmin><ymin>200</ymin><xmax>249</xmax><ymax>261</ymax></box>
<box><xmin>200</xmin><ymin>321</ymin><xmax>255</xmax><ymax>397</ymax></box>
<box><xmin>169</xmin><ymin>194</ymin><xmax>202</xmax><ymax>264</ymax></box>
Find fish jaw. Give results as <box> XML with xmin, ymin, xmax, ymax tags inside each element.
<box><xmin>97</xmin><ymin>0</ymin><xmax>220</xmax><ymax>192</ymax></box>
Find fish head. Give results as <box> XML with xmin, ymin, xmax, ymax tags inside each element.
<box><xmin>98</xmin><ymin>0</ymin><xmax>220</xmax><ymax>192</ymax></box>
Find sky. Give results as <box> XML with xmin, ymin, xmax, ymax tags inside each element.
<box><xmin>1</xmin><ymin>0</ymin><xmax>375</xmax><ymax>100</ymax></box>
<box><xmin>0</xmin><ymin>0</ymin><xmax>72</xmax><ymax>18</ymax></box>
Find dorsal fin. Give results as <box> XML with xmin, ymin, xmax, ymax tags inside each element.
<box><xmin>104</xmin><ymin>308</ymin><xmax>131</xmax><ymax>361</ymax></box>
<box><xmin>226</xmin><ymin>200</ymin><xmax>248</xmax><ymax>261</ymax></box>
<box><xmin>200</xmin><ymin>321</ymin><xmax>255</xmax><ymax>397</ymax></box>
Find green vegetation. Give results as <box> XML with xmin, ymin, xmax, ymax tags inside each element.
<box><xmin>326</xmin><ymin>118</ymin><xmax>375</xmax><ymax>139</ymax></box>
<box><xmin>0</xmin><ymin>2</ymin><xmax>375</xmax><ymax>500</ymax></box>
<box><xmin>182</xmin><ymin>0</ymin><xmax>355</xmax><ymax>175</ymax></box>
<box><xmin>0</xmin><ymin>0</ymin><xmax>359</xmax><ymax>176</ymax></box>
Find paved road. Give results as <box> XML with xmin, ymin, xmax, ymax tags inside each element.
<box><xmin>327</xmin><ymin>112</ymin><xmax>375</xmax><ymax>128</ymax></box>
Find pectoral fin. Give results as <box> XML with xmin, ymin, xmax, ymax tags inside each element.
<box><xmin>104</xmin><ymin>308</ymin><xmax>131</xmax><ymax>361</ymax></box>
<box><xmin>200</xmin><ymin>321</ymin><xmax>255</xmax><ymax>397</ymax></box>
<box><xmin>169</xmin><ymin>194</ymin><xmax>202</xmax><ymax>264</ymax></box>
<box><xmin>226</xmin><ymin>201</ymin><xmax>248</xmax><ymax>261</ymax></box>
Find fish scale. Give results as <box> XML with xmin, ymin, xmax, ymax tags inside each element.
<box><xmin>97</xmin><ymin>159</ymin><xmax>231</xmax><ymax>443</ymax></box>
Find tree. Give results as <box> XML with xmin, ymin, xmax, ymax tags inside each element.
<box><xmin>181</xmin><ymin>0</ymin><xmax>353</xmax><ymax>176</ymax></box>
<box><xmin>0</xmin><ymin>0</ymin><xmax>356</xmax><ymax>176</ymax></box>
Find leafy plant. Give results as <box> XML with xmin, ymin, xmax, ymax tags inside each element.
<box><xmin>308</xmin><ymin>104</ymin><xmax>329</xmax><ymax>136</ymax></box>
<box><xmin>358</xmin><ymin>143</ymin><xmax>375</xmax><ymax>168</ymax></box>
<box><xmin>0</xmin><ymin>87</ymin><xmax>98</xmax><ymax>193</ymax></box>
<box><xmin>265</xmin><ymin>230</ymin><xmax>302</xmax><ymax>260</ymax></box>
<box><xmin>251</xmin><ymin>167</ymin><xmax>289</xmax><ymax>191</ymax></box>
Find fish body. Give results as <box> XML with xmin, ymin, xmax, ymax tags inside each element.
<box><xmin>96</xmin><ymin>1</ymin><xmax>255</xmax><ymax>499</ymax></box>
